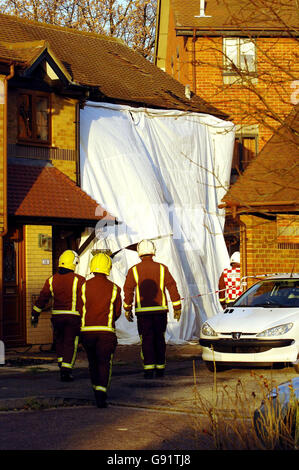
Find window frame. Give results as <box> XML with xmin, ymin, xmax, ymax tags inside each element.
<box><xmin>231</xmin><ymin>134</ymin><xmax>258</xmax><ymax>182</ymax></box>
<box><xmin>223</xmin><ymin>37</ymin><xmax>257</xmax><ymax>77</ymax></box>
<box><xmin>17</xmin><ymin>90</ymin><xmax>51</xmax><ymax>146</ymax></box>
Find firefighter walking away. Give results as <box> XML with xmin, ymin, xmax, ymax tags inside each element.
<box><xmin>31</xmin><ymin>250</ymin><xmax>85</xmax><ymax>382</ymax></box>
<box><xmin>80</xmin><ymin>253</ymin><xmax>121</xmax><ymax>408</ymax></box>
<box><xmin>123</xmin><ymin>239</ymin><xmax>182</xmax><ymax>379</ymax></box>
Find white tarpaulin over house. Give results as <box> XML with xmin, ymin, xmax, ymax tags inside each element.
<box><xmin>79</xmin><ymin>102</ymin><xmax>235</xmax><ymax>344</ymax></box>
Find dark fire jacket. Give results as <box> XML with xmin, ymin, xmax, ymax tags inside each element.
<box><xmin>33</xmin><ymin>271</ymin><xmax>85</xmax><ymax>317</ymax></box>
<box><xmin>81</xmin><ymin>274</ymin><xmax>121</xmax><ymax>333</ymax></box>
<box><xmin>123</xmin><ymin>256</ymin><xmax>181</xmax><ymax>315</ymax></box>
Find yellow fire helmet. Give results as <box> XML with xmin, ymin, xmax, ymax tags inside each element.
<box><xmin>90</xmin><ymin>253</ymin><xmax>112</xmax><ymax>276</ymax></box>
<box><xmin>137</xmin><ymin>239</ymin><xmax>156</xmax><ymax>257</ymax></box>
<box><xmin>58</xmin><ymin>250</ymin><xmax>79</xmax><ymax>271</ymax></box>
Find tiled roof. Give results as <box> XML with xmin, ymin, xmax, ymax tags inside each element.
<box><xmin>7</xmin><ymin>163</ymin><xmax>113</xmax><ymax>223</ymax></box>
<box><xmin>0</xmin><ymin>13</ymin><xmax>227</xmax><ymax>118</ymax></box>
<box><xmin>171</xmin><ymin>0</ymin><xmax>299</xmax><ymax>33</ymax></box>
<box><xmin>221</xmin><ymin>105</ymin><xmax>299</xmax><ymax>210</ymax></box>
<box><xmin>0</xmin><ymin>40</ymin><xmax>47</xmax><ymax>63</ymax></box>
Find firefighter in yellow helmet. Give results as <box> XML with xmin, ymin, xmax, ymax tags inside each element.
<box><xmin>80</xmin><ymin>253</ymin><xmax>121</xmax><ymax>408</ymax></box>
<box><xmin>31</xmin><ymin>250</ymin><xmax>85</xmax><ymax>381</ymax></box>
<box><xmin>123</xmin><ymin>240</ymin><xmax>182</xmax><ymax>379</ymax></box>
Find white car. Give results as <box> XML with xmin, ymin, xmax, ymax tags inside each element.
<box><xmin>200</xmin><ymin>274</ymin><xmax>299</xmax><ymax>372</ymax></box>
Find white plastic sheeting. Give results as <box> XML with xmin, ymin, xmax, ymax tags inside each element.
<box><xmin>79</xmin><ymin>102</ymin><xmax>235</xmax><ymax>344</ymax></box>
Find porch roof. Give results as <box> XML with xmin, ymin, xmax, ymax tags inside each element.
<box><xmin>7</xmin><ymin>162</ymin><xmax>114</xmax><ymax>225</ymax></box>
<box><xmin>221</xmin><ymin>105</ymin><xmax>299</xmax><ymax>214</ymax></box>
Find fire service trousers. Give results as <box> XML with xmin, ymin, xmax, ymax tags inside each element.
<box><xmin>51</xmin><ymin>315</ymin><xmax>81</xmax><ymax>371</ymax></box>
<box><xmin>137</xmin><ymin>312</ymin><xmax>168</xmax><ymax>371</ymax></box>
<box><xmin>81</xmin><ymin>331</ymin><xmax>117</xmax><ymax>393</ymax></box>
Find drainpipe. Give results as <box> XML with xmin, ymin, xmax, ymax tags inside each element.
<box><xmin>0</xmin><ymin>64</ymin><xmax>14</xmax><ymax>238</ymax></box>
<box><xmin>75</xmin><ymin>101</ymin><xmax>81</xmax><ymax>187</ymax></box>
<box><xmin>0</xmin><ymin>64</ymin><xmax>15</xmax><ymax>339</ymax></box>
<box><xmin>239</xmin><ymin>218</ymin><xmax>248</xmax><ymax>290</ymax></box>
<box><xmin>75</xmin><ymin>90</ymin><xmax>90</xmax><ymax>187</ymax></box>
<box><xmin>192</xmin><ymin>29</ymin><xmax>197</xmax><ymax>93</ymax></box>
<box><xmin>154</xmin><ymin>0</ymin><xmax>161</xmax><ymax>67</ymax></box>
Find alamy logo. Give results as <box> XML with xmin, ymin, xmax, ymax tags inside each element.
<box><xmin>94</xmin><ymin>200</ymin><xmax>208</xmax><ymax>252</ymax></box>
<box><xmin>0</xmin><ymin>340</ymin><xmax>4</xmax><ymax>365</ymax></box>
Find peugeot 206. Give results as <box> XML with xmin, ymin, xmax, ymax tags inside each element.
<box><xmin>200</xmin><ymin>274</ymin><xmax>299</xmax><ymax>372</ymax></box>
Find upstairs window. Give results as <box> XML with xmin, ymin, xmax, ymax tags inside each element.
<box><xmin>223</xmin><ymin>38</ymin><xmax>256</xmax><ymax>80</ymax></box>
<box><xmin>231</xmin><ymin>135</ymin><xmax>258</xmax><ymax>183</ymax></box>
<box><xmin>18</xmin><ymin>91</ymin><xmax>51</xmax><ymax>144</ymax></box>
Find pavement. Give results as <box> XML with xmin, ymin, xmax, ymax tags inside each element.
<box><xmin>1</xmin><ymin>340</ymin><xmax>298</xmax><ymax>419</ymax></box>
<box><xmin>0</xmin><ymin>341</ymin><xmax>204</xmax><ymax>412</ymax></box>
<box><xmin>2</xmin><ymin>341</ymin><xmax>299</xmax><ymax>452</ymax></box>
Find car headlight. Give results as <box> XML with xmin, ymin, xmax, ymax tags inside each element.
<box><xmin>257</xmin><ymin>322</ymin><xmax>293</xmax><ymax>337</ymax></box>
<box><xmin>201</xmin><ymin>322</ymin><xmax>218</xmax><ymax>337</ymax></box>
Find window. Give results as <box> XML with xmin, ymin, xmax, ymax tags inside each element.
<box><xmin>231</xmin><ymin>135</ymin><xmax>257</xmax><ymax>181</ymax></box>
<box><xmin>18</xmin><ymin>91</ymin><xmax>50</xmax><ymax>144</ymax></box>
<box><xmin>223</xmin><ymin>38</ymin><xmax>256</xmax><ymax>78</ymax></box>
<box><xmin>277</xmin><ymin>215</ymin><xmax>299</xmax><ymax>247</ymax></box>
<box><xmin>234</xmin><ymin>279</ymin><xmax>299</xmax><ymax>308</ymax></box>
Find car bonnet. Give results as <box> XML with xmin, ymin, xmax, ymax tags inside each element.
<box><xmin>206</xmin><ymin>307</ymin><xmax>299</xmax><ymax>334</ymax></box>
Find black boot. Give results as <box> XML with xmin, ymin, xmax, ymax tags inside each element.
<box><xmin>94</xmin><ymin>390</ymin><xmax>108</xmax><ymax>408</ymax></box>
<box><xmin>60</xmin><ymin>369</ymin><xmax>74</xmax><ymax>382</ymax></box>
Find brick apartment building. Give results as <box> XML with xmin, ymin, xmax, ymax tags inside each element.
<box><xmin>0</xmin><ymin>13</ymin><xmax>226</xmax><ymax>347</ymax></box>
<box><xmin>155</xmin><ymin>0</ymin><xmax>299</xmax><ymax>279</ymax></box>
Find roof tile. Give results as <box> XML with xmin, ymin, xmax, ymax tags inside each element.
<box><xmin>0</xmin><ymin>12</ymin><xmax>227</xmax><ymax>118</ymax></box>
<box><xmin>7</xmin><ymin>164</ymin><xmax>113</xmax><ymax>222</ymax></box>
<box><xmin>171</xmin><ymin>0</ymin><xmax>299</xmax><ymax>32</ymax></box>
<box><xmin>222</xmin><ymin>106</ymin><xmax>299</xmax><ymax>207</ymax></box>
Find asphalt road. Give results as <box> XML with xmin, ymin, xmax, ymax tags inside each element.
<box><xmin>0</xmin><ymin>343</ymin><xmax>298</xmax><ymax>454</ymax></box>
<box><xmin>0</xmin><ymin>404</ymin><xmax>210</xmax><ymax>451</ymax></box>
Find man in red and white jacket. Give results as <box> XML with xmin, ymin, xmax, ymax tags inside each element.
<box><xmin>219</xmin><ymin>251</ymin><xmax>242</xmax><ymax>308</ymax></box>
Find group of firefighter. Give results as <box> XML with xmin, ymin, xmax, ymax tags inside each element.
<box><xmin>32</xmin><ymin>239</ymin><xmax>241</xmax><ymax>409</ymax></box>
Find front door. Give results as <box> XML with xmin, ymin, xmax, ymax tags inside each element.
<box><xmin>52</xmin><ymin>226</ymin><xmax>83</xmax><ymax>272</ymax></box>
<box><xmin>3</xmin><ymin>226</ymin><xmax>26</xmax><ymax>346</ymax></box>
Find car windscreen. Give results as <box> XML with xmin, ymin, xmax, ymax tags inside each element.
<box><xmin>233</xmin><ymin>279</ymin><xmax>299</xmax><ymax>308</ymax></box>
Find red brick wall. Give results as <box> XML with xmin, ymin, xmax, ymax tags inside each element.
<box><xmin>165</xmin><ymin>34</ymin><xmax>298</xmax><ymax>150</ymax></box>
<box><xmin>164</xmin><ymin>24</ymin><xmax>299</xmax><ymax>279</ymax></box>
<box><xmin>240</xmin><ymin>215</ymin><xmax>299</xmax><ymax>288</ymax></box>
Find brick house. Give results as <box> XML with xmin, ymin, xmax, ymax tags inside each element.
<box><xmin>0</xmin><ymin>13</ymin><xmax>227</xmax><ymax>347</ymax></box>
<box><xmin>155</xmin><ymin>0</ymin><xmax>299</xmax><ymax>253</ymax></box>
<box><xmin>220</xmin><ymin>105</ymin><xmax>299</xmax><ymax>286</ymax></box>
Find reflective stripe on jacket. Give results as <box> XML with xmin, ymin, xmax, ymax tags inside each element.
<box><xmin>80</xmin><ymin>274</ymin><xmax>121</xmax><ymax>333</ymax></box>
<box><xmin>33</xmin><ymin>272</ymin><xmax>85</xmax><ymax>316</ymax></box>
<box><xmin>123</xmin><ymin>256</ymin><xmax>181</xmax><ymax>314</ymax></box>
